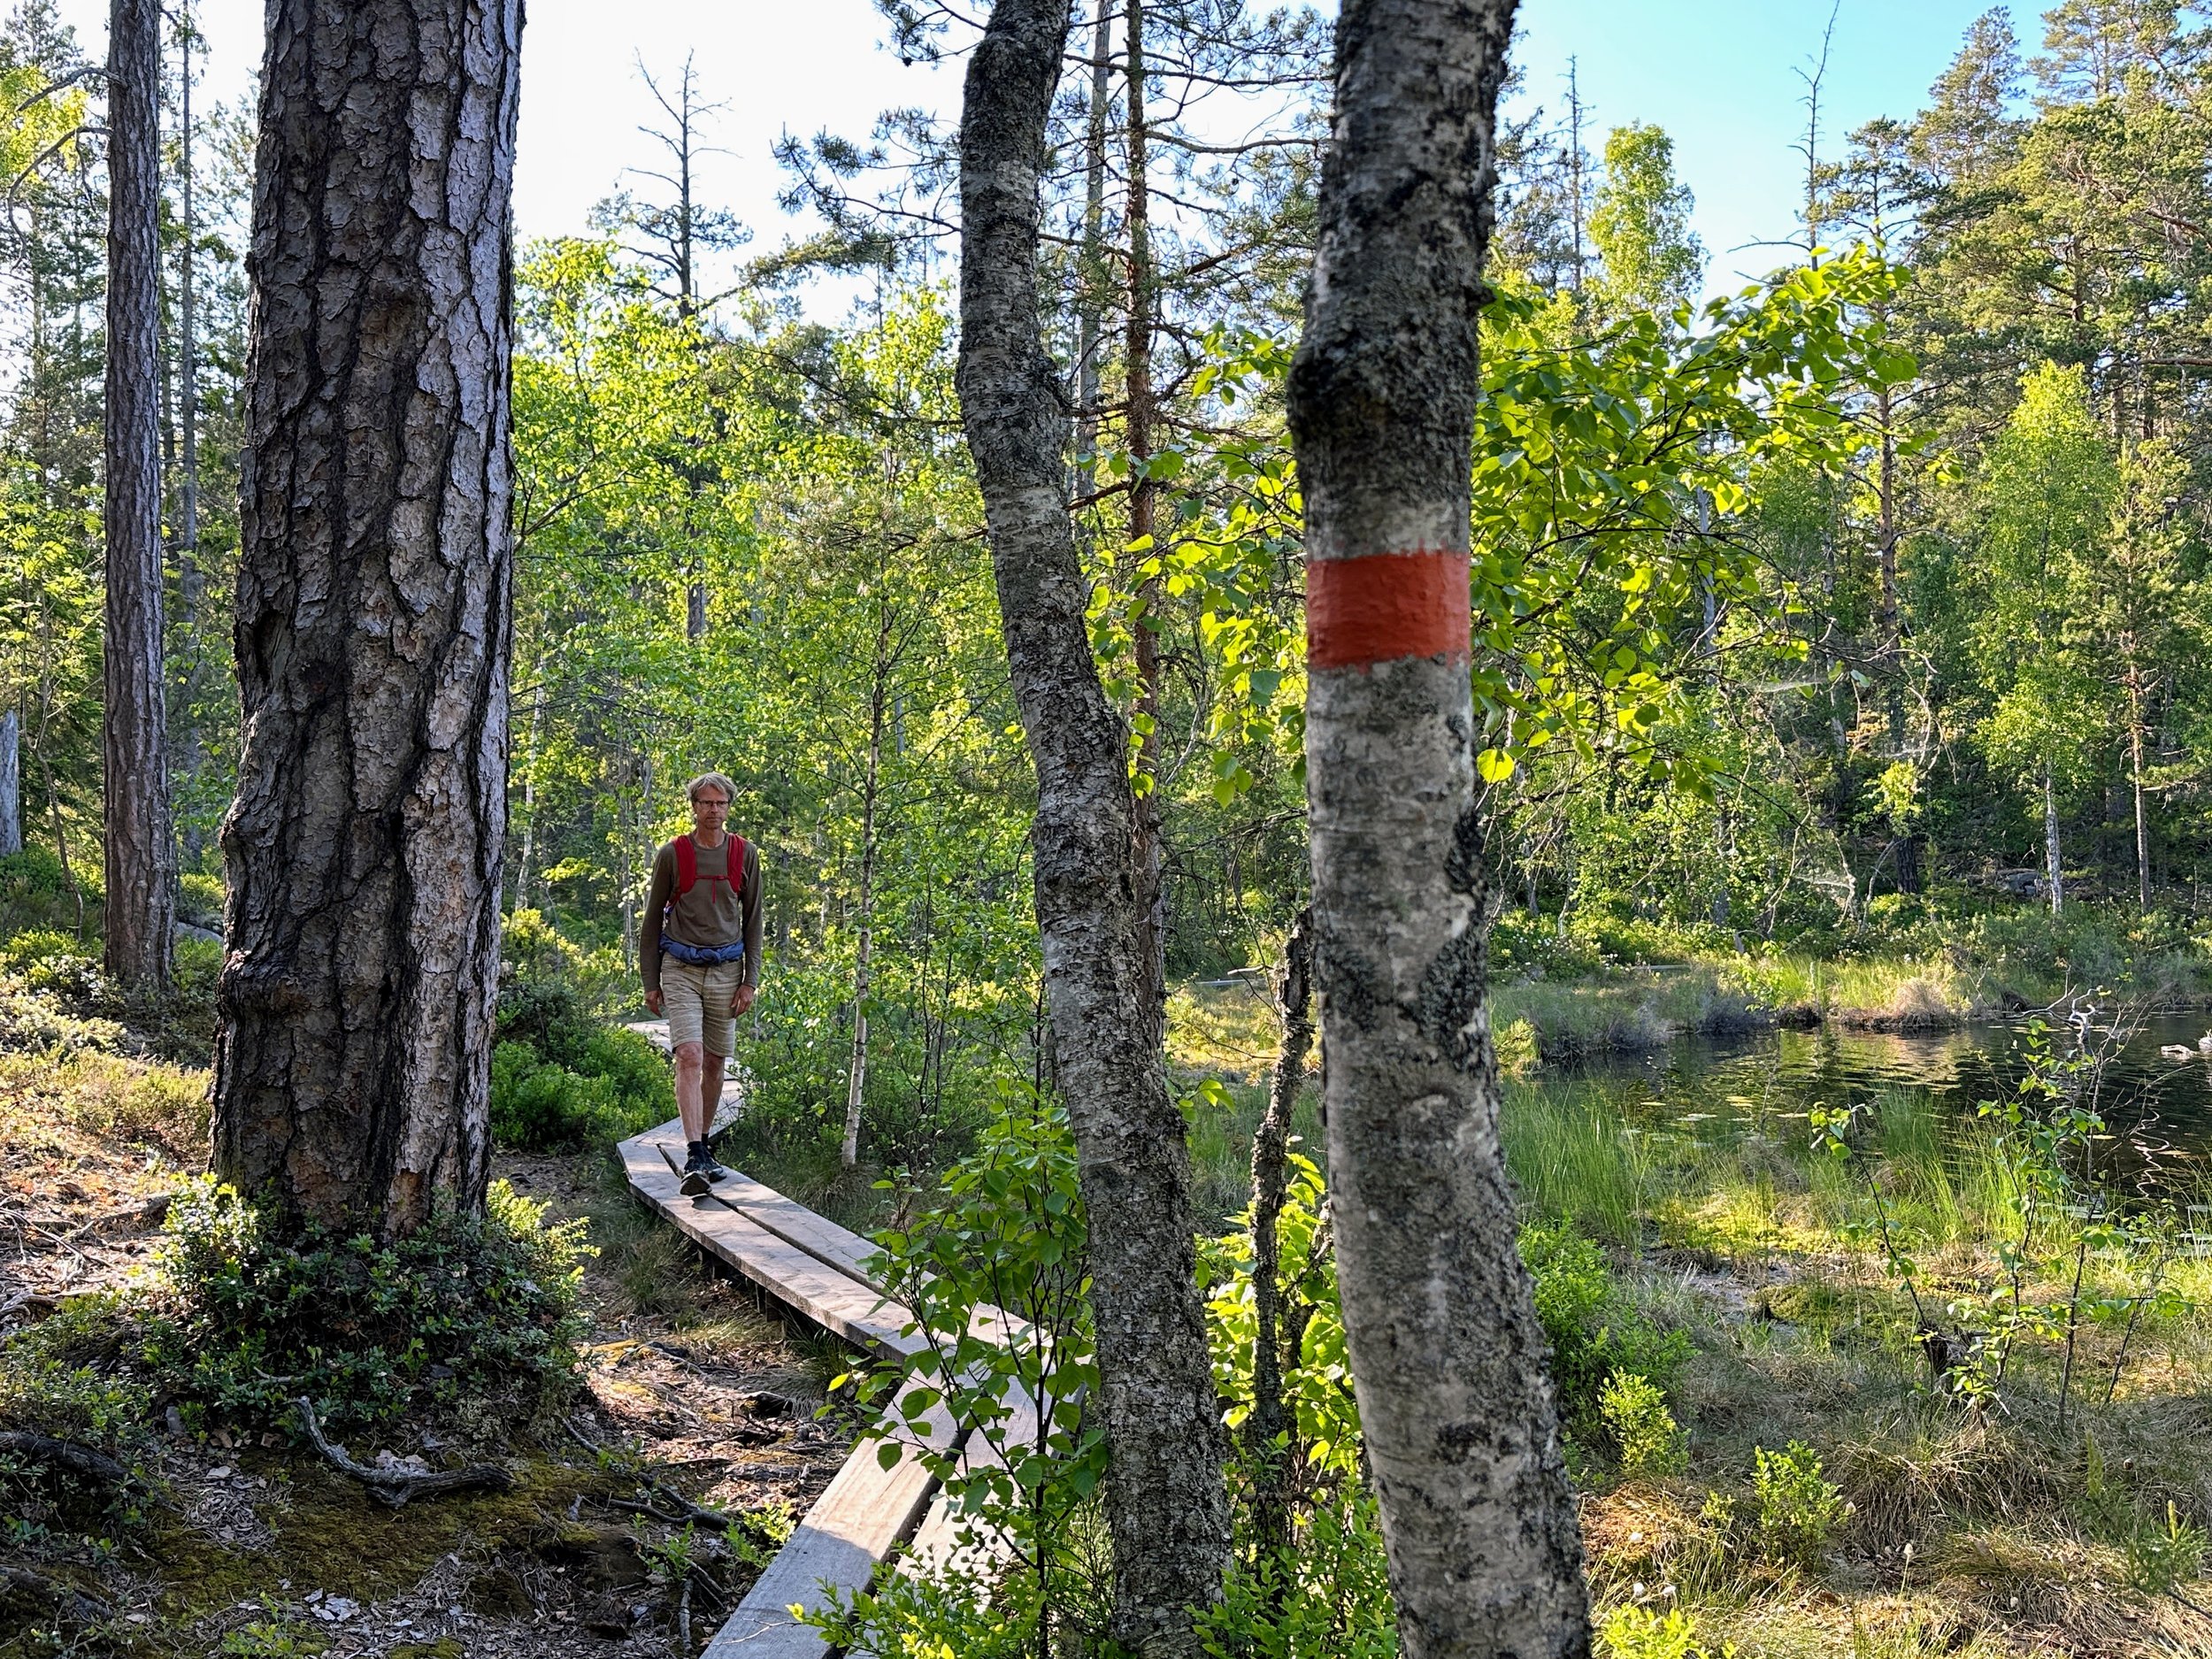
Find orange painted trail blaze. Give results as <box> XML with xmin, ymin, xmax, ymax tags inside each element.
<box><xmin>1307</xmin><ymin>549</ymin><xmax>1472</xmax><ymax>670</ymax></box>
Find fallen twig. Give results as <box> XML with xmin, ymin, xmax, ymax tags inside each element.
<box><xmin>0</xmin><ymin>1430</ymin><xmax>130</xmax><ymax>1486</ymax></box>
<box><xmin>293</xmin><ymin>1397</ymin><xmax>511</xmax><ymax>1508</ymax></box>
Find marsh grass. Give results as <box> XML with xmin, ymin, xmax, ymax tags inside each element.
<box><xmin>1496</xmin><ymin>970</ymin><xmax>1770</xmax><ymax>1064</ymax></box>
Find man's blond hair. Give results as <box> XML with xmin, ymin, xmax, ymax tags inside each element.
<box><xmin>687</xmin><ymin>772</ymin><xmax>737</xmax><ymax>805</ymax></box>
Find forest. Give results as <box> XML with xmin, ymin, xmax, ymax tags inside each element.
<box><xmin>8</xmin><ymin>0</ymin><xmax>2212</xmax><ymax>1655</ymax></box>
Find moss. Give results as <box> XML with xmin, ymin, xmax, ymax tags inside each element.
<box><xmin>150</xmin><ymin>1455</ymin><xmax>613</xmax><ymax>1623</ymax></box>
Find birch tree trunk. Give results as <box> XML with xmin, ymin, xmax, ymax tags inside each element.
<box><xmin>1285</xmin><ymin>0</ymin><xmax>1592</xmax><ymax>1653</ymax></box>
<box><xmin>956</xmin><ymin>0</ymin><xmax>1230</xmax><ymax>1645</ymax></box>
<box><xmin>0</xmin><ymin>710</ymin><xmax>20</xmax><ymax>857</ymax></box>
<box><xmin>212</xmin><ymin>0</ymin><xmax>523</xmax><ymax>1237</ymax></box>
<box><xmin>2045</xmin><ymin>765</ymin><xmax>2065</xmax><ymax>918</ymax></box>
<box><xmin>841</xmin><ymin>603</ymin><xmax>888</xmax><ymax>1171</ymax></box>
<box><xmin>104</xmin><ymin>0</ymin><xmax>177</xmax><ymax>988</ymax></box>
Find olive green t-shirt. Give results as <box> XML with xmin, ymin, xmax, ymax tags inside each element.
<box><xmin>640</xmin><ymin>834</ymin><xmax>763</xmax><ymax>995</ymax></box>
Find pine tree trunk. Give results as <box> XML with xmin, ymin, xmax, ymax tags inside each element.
<box><xmin>173</xmin><ymin>15</ymin><xmax>210</xmax><ymax>864</ymax></box>
<box><xmin>956</xmin><ymin>0</ymin><xmax>1230</xmax><ymax>1647</ymax></box>
<box><xmin>1124</xmin><ymin>0</ymin><xmax>1168</xmax><ymax>1014</ymax></box>
<box><xmin>1285</xmin><ymin>1</ymin><xmax>1592</xmax><ymax>1654</ymax></box>
<box><xmin>2045</xmin><ymin>765</ymin><xmax>2065</xmax><ymax>918</ymax></box>
<box><xmin>2129</xmin><ymin>669</ymin><xmax>2150</xmax><ymax>912</ymax></box>
<box><xmin>213</xmin><ymin>0</ymin><xmax>523</xmax><ymax>1237</ymax></box>
<box><xmin>104</xmin><ymin>0</ymin><xmax>177</xmax><ymax>988</ymax></box>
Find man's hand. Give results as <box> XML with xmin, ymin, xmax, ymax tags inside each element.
<box><xmin>644</xmin><ymin>987</ymin><xmax>664</xmax><ymax>1017</ymax></box>
<box><xmin>731</xmin><ymin>983</ymin><xmax>756</xmax><ymax>1017</ymax></box>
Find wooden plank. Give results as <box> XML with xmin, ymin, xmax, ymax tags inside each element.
<box><xmin>901</xmin><ymin>1381</ymin><xmax>1040</xmax><ymax>1582</ymax></box>
<box><xmin>637</xmin><ymin>1120</ymin><xmax>887</xmax><ymax>1289</ymax></box>
<box><xmin>637</xmin><ymin>1121</ymin><xmax>1036</xmax><ymax>1351</ymax></box>
<box><xmin>618</xmin><ymin>1135</ymin><xmax>920</xmax><ymax>1358</ymax></box>
<box><xmin>706</xmin><ymin>1381</ymin><xmax>958</xmax><ymax>1657</ymax></box>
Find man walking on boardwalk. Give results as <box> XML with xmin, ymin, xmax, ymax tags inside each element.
<box><xmin>641</xmin><ymin>772</ymin><xmax>764</xmax><ymax>1196</ymax></box>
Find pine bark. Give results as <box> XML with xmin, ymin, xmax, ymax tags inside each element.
<box><xmin>104</xmin><ymin>0</ymin><xmax>177</xmax><ymax>987</ymax></box>
<box><xmin>213</xmin><ymin>0</ymin><xmax>523</xmax><ymax>1237</ymax></box>
<box><xmin>1285</xmin><ymin>1</ymin><xmax>1592</xmax><ymax>1655</ymax></box>
<box><xmin>956</xmin><ymin>0</ymin><xmax>1230</xmax><ymax>1647</ymax></box>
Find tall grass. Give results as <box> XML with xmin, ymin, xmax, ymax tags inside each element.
<box><xmin>1499</xmin><ymin>1082</ymin><xmax>1667</xmax><ymax>1246</ymax></box>
<box><xmin>1499</xmin><ymin>1078</ymin><xmax>2040</xmax><ymax>1257</ymax></box>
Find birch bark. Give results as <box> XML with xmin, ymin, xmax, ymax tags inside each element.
<box><xmin>1285</xmin><ymin>1</ymin><xmax>1591</xmax><ymax>1652</ymax></box>
<box><xmin>2046</xmin><ymin>765</ymin><xmax>2065</xmax><ymax>917</ymax></box>
<box><xmin>212</xmin><ymin>0</ymin><xmax>523</xmax><ymax>1236</ymax></box>
<box><xmin>956</xmin><ymin>0</ymin><xmax>1230</xmax><ymax>1645</ymax></box>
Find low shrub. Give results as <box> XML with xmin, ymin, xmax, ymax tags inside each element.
<box><xmin>1520</xmin><ymin>1218</ymin><xmax>1692</xmax><ymax>1434</ymax></box>
<box><xmin>0</xmin><ymin>846</ymin><xmax>98</xmax><ymax>939</ymax></box>
<box><xmin>0</xmin><ymin>1294</ymin><xmax>141</xmax><ymax>1450</ymax></box>
<box><xmin>137</xmin><ymin>1177</ymin><xmax>590</xmax><ymax>1438</ymax></box>
<box><xmin>1752</xmin><ymin>1440</ymin><xmax>1846</xmax><ymax>1565</ymax></box>
<box><xmin>1601</xmin><ymin>1371</ymin><xmax>1687</xmax><ymax>1479</ymax></box>
<box><xmin>1599</xmin><ymin>1604</ymin><xmax>1732</xmax><ymax>1659</ymax></box>
<box><xmin>489</xmin><ymin>1028</ymin><xmax>667</xmax><ymax>1151</ymax></box>
<box><xmin>0</xmin><ymin>1294</ymin><xmax>152</xmax><ymax>1548</ymax></box>
<box><xmin>491</xmin><ymin>911</ymin><xmax>674</xmax><ymax>1149</ymax></box>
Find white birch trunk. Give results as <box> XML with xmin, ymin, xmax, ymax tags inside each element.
<box><xmin>1286</xmin><ymin>0</ymin><xmax>1591</xmax><ymax>1652</ymax></box>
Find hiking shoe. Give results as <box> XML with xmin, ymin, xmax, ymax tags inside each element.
<box><xmin>678</xmin><ymin>1148</ymin><xmax>711</xmax><ymax>1197</ymax></box>
<box><xmin>696</xmin><ymin>1149</ymin><xmax>731</xmax><ymax>1184</ymax></box>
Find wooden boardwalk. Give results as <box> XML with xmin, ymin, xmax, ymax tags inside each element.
<box><xmin>617</xmin><ymin>1120</ymin><xmax>1018</xmax><ymax>1655</ymax></box>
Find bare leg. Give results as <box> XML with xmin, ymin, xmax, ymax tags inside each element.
<box><xmin>701</xmin><ymin>1052</ymin><xmax>726</xmax><ymax>1138</ymax></box>
<box><xmin>674</xmin><ymin>1041</ymin><xmax>706</xmax><ymax>1144</ymax></box>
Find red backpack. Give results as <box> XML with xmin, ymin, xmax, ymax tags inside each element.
<box><xmin>672</xmin><ymin>833</ymin><xmax>746</xmax><ymax>901</ymax></box>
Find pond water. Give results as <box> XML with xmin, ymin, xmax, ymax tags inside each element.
<box><xmin>1540</xmin><ymin>1010</ymin><xmax>2212</xmax><ymax>1197</ymax></box>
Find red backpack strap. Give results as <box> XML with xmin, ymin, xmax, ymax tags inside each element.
<box><xmin>673</xmin><ymin>834</ymin><xmax>696</xmax><ymax>896</ymax></box>
<box><xmin>729</xmin><ymin>836</ymin><xmax>748</xmax><ymax>900</ymax></box>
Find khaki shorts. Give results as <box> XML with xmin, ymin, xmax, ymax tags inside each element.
<box><xmin>661</xmin><ymin>957</ymin><xmax>745</xmax><ymax>1057</ymax></box>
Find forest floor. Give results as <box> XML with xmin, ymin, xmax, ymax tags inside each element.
<box><xmin>0</xmin><ymin>1051</ymin><xmax>851</xmax><ymax>1659</ymax></box>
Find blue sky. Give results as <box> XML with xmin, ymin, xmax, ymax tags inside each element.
<box><xmin>63</xmin><ymin>0</ymin><xmax>2016</xmax><ymax>306</ymax></box>
<box><xmin>1508</xmin><ymin>1</ymin><xmax>2004</xmax><ymax>293</ymax></box>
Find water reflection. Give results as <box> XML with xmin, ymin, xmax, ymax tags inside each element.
<box><xmin>1539</xmin><ymin>1010</ymin><xmax>2212</xmax><ymax>1195</ymax></box>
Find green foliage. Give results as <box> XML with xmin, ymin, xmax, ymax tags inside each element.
<box><xmin>490</xmin><ymin>911</ymin><xmax>669</xmax><ymax>1149</ymax></box>
<box><xmin>2123</xmin><ymin>1501</ymin><xmax>2207</xmax><ymax>1596</ymax></box>
<box><xmin>488</xmin><ymin>1032</ymin><xmax>666</xmax><ymax>1151</ymax></box>
<box><xmin>1588</xmin><ymin>122</ymin><xmax>1705</xmax><ymax>316</ymax></box>
<box><xmin>1601</xmin><ymin>1371</ymin><xmax>1687</xmax><ymax>1479</ymax></box>
<box><xmin>178</xmin><ymin>872</ymin><xmax>225</xmax><ymax>926</ymax></box>
<box><xmin>0</xmin><ymin>1295</ymin><xmax>140</xmax><ymax>1450</ymax></box>
<box><xmin>1519</xmin><ymin>1217</ymin><xmax>1692</xmax><ymax>1435</ymax></box>
<box><xmin>1201</xmin><ymin>1150</ymin><xmax>1362</xmax><ymax>1477</ymax></box>
<box><xmin>1752</xmin><ymin>1440</ymin><xmax>1846</xmax><ymax>1566</ymax></box>
<box><xmin>1599</xmin><ymin>1605</ymin><xmax>1732</xmax><ymax>1659</ymax></box>
<box><xmin>137</xmin><ymin>1178</ymin><xmax>590</xmax><ymax>1437</ymax></box>
<box><xmin>813</xmin><ymin>1087</ymin><xmax>1107</xmax><ymax>1652</ymax></box>
<box><xmin>1196</xmin><ymin>1494</ymin><xmax>1399</xmax><ymax>1659</ymax></box>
